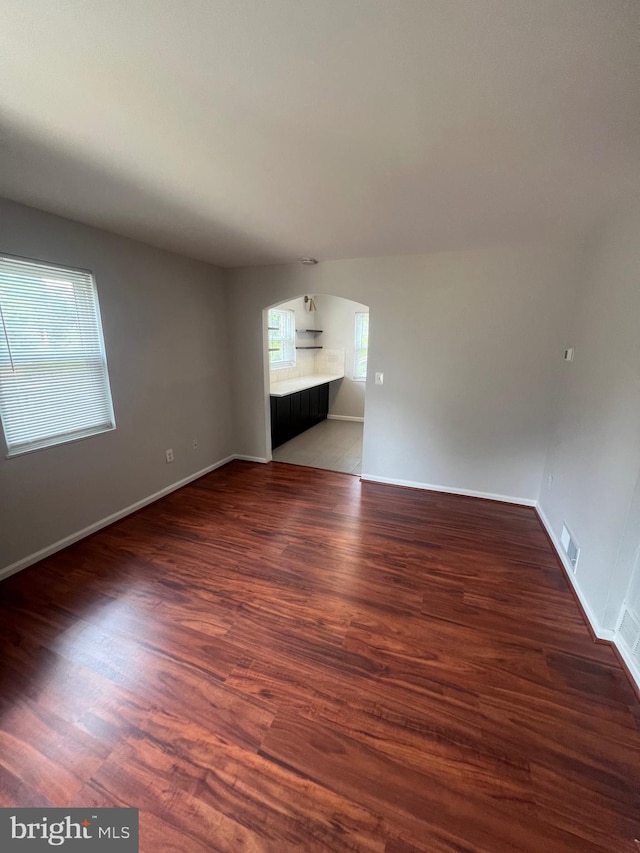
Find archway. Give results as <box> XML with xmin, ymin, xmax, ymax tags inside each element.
<box><xmin>263</xmin><ymin>293</ymin><xmax>369</xmax><ymax>474</ymax></box>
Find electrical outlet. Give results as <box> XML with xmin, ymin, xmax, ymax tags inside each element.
<box><xmin>165</xmin><ymin>448</ymin><xmax>174</xmax><ymax>463</ymax></box>
<box><xmin>547</xmin><ymin>474</ymin><xmax>553</xmax><ymax>491</ymax></box>
<box><xmin>192</xmin><ymin>439</ymin><xmax>198</xmax><ymax>450</ymax></box>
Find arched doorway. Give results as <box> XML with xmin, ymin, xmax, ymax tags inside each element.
<box><xmin>264</xmin><ymin>293</ymin><xmax>369</xmax><ymax>475</ymax></box>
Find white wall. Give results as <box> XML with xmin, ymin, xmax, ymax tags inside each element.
<box><xmin>226</xmin><ymin>239</ymin><xmax>579</xmax><ymax>502</ymax></box>
<box><xmin>538</xmin><ymin>211</ymin><xmax>640</xmax><ymax>633</ymax></box>
<box><xmin>0</xmin><ymin>198</ymin><xmax>233</xmax><ymax>575</ymax></box>
<box><xmin>315</xmin><ymin>294</ymin><xmax>368</xmax><ymax>420</ymax></box>
<box><xmin>615</xmin><ymin>468</ymin><xmax>640</xmax><ymax>626</ymax></box>
<box><xmin>283</xmin><ymin>294</ymin><xmax>321</xmax><ymax>333</ymax></box>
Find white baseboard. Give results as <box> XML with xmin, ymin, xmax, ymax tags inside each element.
<box><xmin>327</xmin><ymin>414</ymin><xmax>364</xmax><ymax>423</ymax></box>
<box><xmin>613</xmin><ymin>636</ymin><xmax>640</xmax><ymax>693</ymax></box>
<box><xmin>536</xmin><ymin>504</ymin><xmax>640</xmax><ymax>692</ymax></box>
<box><xmin>359</xmin><ymin>473</ymin><xmax>536</xmax><ymax>507</ymax></box>
<box><xmin>0</xmin><ymin>454</ymin><xmax>240</xmax><ymax>583</ymax></box>
<box><xmin>535</xmin><ymin>504</ymin><xmax>614</xmax><ymax>642</ymax></box>
<box><xmin>234</xmin><ymin>455</ymin><xmax>269</xmax><ymax>463</ymax></box>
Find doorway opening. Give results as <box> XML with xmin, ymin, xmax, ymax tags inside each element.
<box><xmin>264</xmin><ymin>293</ymin><xmax>369</xmax><ymax>475</ymax></box>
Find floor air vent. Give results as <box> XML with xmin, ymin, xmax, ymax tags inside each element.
<box><xmin>560</xmin><ymin>523</ymin><xmax>580</xmax><ymax>571</ymax></box>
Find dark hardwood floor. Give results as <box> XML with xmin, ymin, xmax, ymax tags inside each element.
<box><xmin>0</xmin><ymin>460</ymin><xmax>639</xmax><ymax>852</ymax></box>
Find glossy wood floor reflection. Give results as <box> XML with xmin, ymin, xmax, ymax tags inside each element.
<box><xmin>1</xmin><ymin>461</ymin><xmax>639</xmax><ymax>852</ymax></box>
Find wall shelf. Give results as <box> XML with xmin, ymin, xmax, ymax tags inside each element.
<box><xmin>295</xmin><ymin>328</ymin><xmax>322</xmax><ymax>350</ymax></box>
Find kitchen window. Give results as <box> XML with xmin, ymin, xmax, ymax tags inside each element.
<box><xmin>354</xmin><ymin>311</ymin><xmax>369</xmax><ymax>380</ymax></box>
<box><xmin>268</xmin><ymin>308</ymin><xmax>296</xmax><ymax>368</ymax></box>
<box><xmin>0</xmin><ymin>254</ymin><xmax>115</xmax><ymax>456</ymax></box>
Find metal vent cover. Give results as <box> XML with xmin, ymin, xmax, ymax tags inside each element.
<box><xmin>560</xmin><ymin>523</ymin><xmax>580</xmax><ymax>572</ymax></box>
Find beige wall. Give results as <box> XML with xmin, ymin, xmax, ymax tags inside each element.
<box><xmin>0</xmin><ymin>198</ymin><xmax>232</xmax><ymax>574</ymax></box>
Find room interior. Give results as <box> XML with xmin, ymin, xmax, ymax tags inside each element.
<box><xmin>0</xmin><ymin>2</ymin><xmax>639</xmax><ymax>850</ymax></box>
<box><xmin>267</xmin><ymin>292</ymin><xmax>367</xmax><ymax>474</ymax></box>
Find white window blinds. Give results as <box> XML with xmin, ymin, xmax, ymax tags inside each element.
<box><xmin>0</xmin><ymin>255</ymin><xmax>115</xmax><ymax>456</ymax></box>
<box><xmin>354</xmin><ymin>312</ymin><xmax>369</xmax><ymax>379</ymax></box>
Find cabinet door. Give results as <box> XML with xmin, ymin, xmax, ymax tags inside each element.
<box><xmin>280</xmin><ymin>395</ymin><xmax>294</xmax><ymax>443</ymax></box>
<box><xmin>270</xmin><ymin>396</ymin><xmax>278</xmax><ymax>447</ymax></box>
<box><xmin>317</xmin><ymin>383</ymin><xmax>329</xmax><ymax>420</ymax></box>
<box><xmin>271</xmin><ymin>395</ymin><xmax>291</xmax><ymax>448</ymax></box>
<box><xmin>300</xmin><ymin>388</ymin><xmax>312</xmax><ymax>432</ymax></box>
<box><xmin>309</xmin><ymin>385</ymin><xmax>320</xmax><ymax>424</ymax></box>
<box><xmin>290</xmin><ymin>391</ymin><xmax>302</xmax><ymax>438</ymax></box>
<box><xmin>308</xmin><ymin>383</ymin><xmax>329</xmax><ymax>425</ymax></box>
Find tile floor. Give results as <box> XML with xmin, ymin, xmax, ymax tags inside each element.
<box><xmin>271</xmin><ymin>418</ymin><xmax>363</xmax><ymax>475</ymax></box>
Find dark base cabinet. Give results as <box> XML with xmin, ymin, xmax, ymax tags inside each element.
<box><xmin>270</xmin><ymin>383</ymin><xmax>329</xmax><ymax>449</ymax></box>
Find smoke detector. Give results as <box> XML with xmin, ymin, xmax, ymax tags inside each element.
<box><xmin>300</xmin><ymin>257</ymin><xmax>318</xmax><ymax>265</ymax></box>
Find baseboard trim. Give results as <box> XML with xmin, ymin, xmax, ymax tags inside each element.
<box><xmin>0</xmin><ymin>454</ymin><xmax>238</xmax><ymax>583</ymax></box>
<box><xmin>359</xmin><ymin>473</ymin><xmax>536</xmax><ymax>507</ymax></box>
<box><xmin>233</xmin><ymin>455</ymin><xmax>269</xmax><ymax>463</ymax></box>
<box><xmin>611</xmin><ymin>637</ymin><xmax>640</xmax><ymax>701</ymax></box>
<box><xmin>534</xmin><ymin>504</ymin><xmax>614</xmax><ymax>642</ymax></box>
<box><xmin>536</xmin><ymin>504</ymin><xmax>640</xmax><ymax>695</ymax></box>
<box><xmin>327</xmin><ymin>414</ymin><xmax>365</xmax><ymax>423</ymax></box>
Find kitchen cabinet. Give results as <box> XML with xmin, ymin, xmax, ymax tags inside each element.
<box><xmin>270</xmin><ymin>382</ymin><xmax>329</xmax><ymax>449</ymax></box>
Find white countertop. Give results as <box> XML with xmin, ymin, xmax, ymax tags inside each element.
<box><xmin>269</xmin><ymin>373</ymin><xmax>344</xmax><ymax>397</ymax></box>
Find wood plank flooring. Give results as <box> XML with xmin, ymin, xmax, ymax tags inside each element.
<box><xmin>0</xmin><ymin>460</ymin><xmax>639</xmax><ymax>852</ymax></box>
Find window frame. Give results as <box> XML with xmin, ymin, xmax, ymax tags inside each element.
<box><xmin>353</xmin><ymin>311</ymin><xmax>369</xmax><ymax>381</ymax></box>
<box><xmin>268</xmin><ymin>308</ymin><xmax>296</xmax><ymax>369</ymax></box>
<box><xmin>0</xmin><ymin>253</ymin><xmax>116</xmax><ymax>458</ymax></box>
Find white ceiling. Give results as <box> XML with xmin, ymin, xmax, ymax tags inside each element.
<box><xmin>1</xmin><ymin>1</ymin><xmax>638</xmax><ymax>267</ymax></box>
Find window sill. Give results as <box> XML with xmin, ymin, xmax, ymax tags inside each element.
<box><xmin>5</xmin><ymin>424</ymin><xmax>116</xmax><ymax>459</ymax></box>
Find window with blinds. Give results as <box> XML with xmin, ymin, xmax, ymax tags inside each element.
<box><xmin>268</xmin><ymin>308</ymin><xmax>296</xmax><ymax>368</ymax></box>
<box><xmin>354</xmin><ymin>312</ymin><xmax>369</xmax><ymax>380</ymax></box>
<box><xmin>0</xmin><ymin>254</ymin><xmax>115</xmax><ymax>457</ymax></box>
